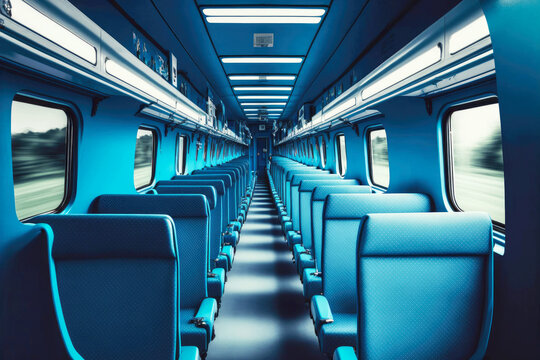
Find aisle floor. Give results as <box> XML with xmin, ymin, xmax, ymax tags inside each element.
<box><xmin>206</xmin><ymin>177</ymin><xmax>326</xmax><ymax>360</ymax></box>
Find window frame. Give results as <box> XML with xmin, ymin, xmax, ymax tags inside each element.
<box><xmin>366</xmin><ymin>126</ymin><xmax>390</xmax><ymax>190</ymax></box>
<box><xmin>335</xmin><ymin>133</ymin><xmax>347</xmax><ymax>177</ymax></box>
<box><xmin>12</xmin><ymin>94</ymin><xmax>76</xmax><ymax>220</ymax></box>
<box><xmin>134</xmin><ymin>126</ymin><xmax>157</xmax><ymax>190</ymax></box>
<box><xmin>176</xmin><ymin>134</ymin><xmax>188</xmax><ymax>175</ymax></box>
<box><xmin>443</xmin><ymin>96</ymin><xmax>505</xmax><ymax>231</ymax></box>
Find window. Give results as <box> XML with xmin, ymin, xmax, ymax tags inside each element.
<box><xmin>217</xmin><ymin>142</ymin><xmax>222</xmax><ymax>159</ymax></box>
<box><xmin>320</xmin><ymin>136</ymin><xmax>327</xmax><ymax>167</ymax></box>
<box><xmin>446</xmin><ymin>100</ymin><xmax>505</xmax><ymax>226</ymax></box>
<box><xmin>336</xmin><ymin>134</ymin><xmax>347</xmax><ymax>176</ymax></box>
<box><xmin>134</xmin><ymin>127</ymin><xmax>156</xmax><ymax>189</ymax></box>
<box><xmin>177</xmin><ymin>135</ymin><xmax>187</xmax><ymax>175</ymax></box>
<box><xmin>11</xmin><ymin>96</ymin><xmax>73</xmax><ymax>220</ymax></box>
<box><xmin>203</xmin><ymin>136</ymin><xmax>208</xmax><ymax>162</ymax></box>
<box><xmin>368</xmin><ymin>128</ymin><xmax>390</xmax><ymax>188</ymax></box>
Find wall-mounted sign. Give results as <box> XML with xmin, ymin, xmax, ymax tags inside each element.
<box><xmin>259</xmin><ymin>124</ymin><xmax>266</xmax><ymax>131</ymax></box>
<box><xmin>170</xmin><ymin>52</ymin><xmax>177</xmax><ymax>87</ymax></box>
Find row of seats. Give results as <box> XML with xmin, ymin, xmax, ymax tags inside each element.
<box><xmin>268</xmin><ymin>156</ymin><xmax>494</xmax><ymax>359</ymax></box>
<box><xmin>30</xmin><ymin>157</ymin><xmax>256</xmax><ymax>360</ymax></box>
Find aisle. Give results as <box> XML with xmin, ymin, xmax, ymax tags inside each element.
<box><xmin>206</xmin><ymin>177</ymin><xmax>325</xmax><ymax>360</ymax></box>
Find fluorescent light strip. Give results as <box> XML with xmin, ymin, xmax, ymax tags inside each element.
<box><xmin>202</xmin><ymin>8</ymin><xmax>325</xmax><ymax>17</ymax></box>
<box><xmin>449</xmin><ymin>15</ymin><xmax>490</xmax><ymax>54</ymax></box>
<box><xmin>244</xmin><ymin>109</ymin><xmax>283</xmax><ymax>112</ymax></box>
<box><xmin>10</xmin><ymin>0</ymin><xmax>97</xmax><ymax>64</ymax></box>
<box><xmin>222</xmin><ymin>57</ymin><xmax>303</xmax><ymax>64</ymax></box>
<box><xmin>240</xmin><ymin>102</ymin><xmax>287</xmax><ymax>106</ymax></box>
<box><xmin>229</xmin><ymin>75</ymin><xmax>296</xmax><ymax>81</ymax></box>
<box><xmin>105</xmin><ymin>59</ymin><xmax>176</xmax><ymax>108</ymax></box>
<box><xmin>234</xmin><ymin>86</ymin><xmax>292</xmax><ymax>91</ymax></box>
<box><xmin>238</xmin><ymin>95</ymin><xmax>289</xmax><ymax>100</ymax></box>
<box><xmin>362</xmin><ymin>45</ymin><xmax>442</xmax><ymax>100</ymax></box>
<box><xmin>206</xmin><ymin>16</ymin><xmax>321</xmax><ymax>24</ymax></box>
<box><xmin>323</xmin><ymin>98</ymin><xmax>356</xmax><ymax>121</ymax></box>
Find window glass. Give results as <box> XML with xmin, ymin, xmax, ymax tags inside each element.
<box><xmin>368</xmin><ymin>128</ymin><xmax>390</xmax><ymax>188</ymax></box>
<box><xmin>447</xmin><ymin>102</ymin><xmax>505</xmax><ymax>225</ymax></box>
<box><xmin>336</xmin><ymin>134</ymin><xmax>347</xmax><ymax>176</ymax></box>
<box><xmin>320</xmin><ymin>136</ymin><xmax>327</xmax><ymax>167</ymax></box>
<box><xmin>134</xmin><ymin>127</ymin><xmax>155</xmax><ymax>189</ymax></box>
<box><xmin>177</xmin><ymin>135</ymin><xmax>187</xmax><ymax>175</ymax></box>
<box><xmin>203</xmin><ymin>137</ymin><xmax>208</xmax><ymax>162</ymax></box>
<box><xmin>11</xmin><ymin>98</ymin><xmax>71</xmax><ymax>219</ymax></box>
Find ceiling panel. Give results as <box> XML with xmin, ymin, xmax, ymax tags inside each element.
<box><xmin>206</xmin><ymin>23</ymin><xmax>320</xmax><ymax>56</ymax></box>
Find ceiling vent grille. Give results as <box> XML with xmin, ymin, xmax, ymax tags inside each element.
<box><xmin>254</xmin><ymin>33</ymin><xmax>274</xmax><ymax>48</ymax></box>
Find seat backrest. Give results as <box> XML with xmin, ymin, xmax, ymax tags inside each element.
<box><xmin>31</xmin><ymin>214</ymin><xmax>179</xmax><ymax>360</ymax></box>
<box><xmin>356</xmin><ymin>212</ymin><xmax>493</xmax><ymax>360</ymax></box>
<box><xmin>285</xmin><ymin>169</ymin><xmax>327</xmax><ymax>212</ymax></box>
<box><xmin>192</xmin><ymin>170</ymin><xmax>240</xmax><ymax>218</ymax></box>
<box><xmin>161</xmin><ymin>178</ymin><xmax>228</xmax><ymax>227</ymax></box>
<box><xmin>93</xmin><ymin>194</ymin><xmax>209</xmax><ymax>309</ymax></box>
<box><xmin>155</xmin><ymin>185</ymin><xmax>223</xmax><ymax>267</ymax></box>
<box><xmin>322</xmin><ymin>193</ymin><xmax>432</xmax><ymax>314</ymax></box>
<box><xmin>311</xmin><ymin>185</ymin><xmax>371</xmax><ymax>270</ymax></box>
<box><xmin>289</xmin><ymin>174</ymin><xmax>341</xmax><ymax>230</ymax></box>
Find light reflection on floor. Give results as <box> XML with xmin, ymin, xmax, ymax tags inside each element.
<box><xmin>207</xmin><ymin>177</ymin><xmax>325</xmax><ymax>360</ymax></box>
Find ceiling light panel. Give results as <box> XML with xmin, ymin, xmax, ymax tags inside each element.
<box><xmin>240</xmin><ymin>102</ymin><xmax>287</xmax><ymax>106</ymax></box>
<box><xmin>222</xmin><ymin>57</ymin><xmax>303</xmax><ymax>64</ymax></box>
<box><xmin>229</xmin><ymin>75</ymin><xmax>296</xmax><ymax>81</ymax></box>
<box><xmin>206</xmin><ymin>17</ymin><xmax>321</xmax><ymax>24</ymax></box>
<box><xmin>234</xmin><ymin>86</ymin><xmax>292</xmax><ymax>91</ymax></box>
<box><xmin>202</xmin><ymin>8</ymin><xmax>326</xmax><ymax>17</ymax></box>
<box><xmin>238</xmin><ymin>95</ymin><xmax>289</xmax><ymax>100</ymax></box>
<box><xmin>244</xmin><ymin>109</ymin><xmax>283</xmax><ymax>112</ymax></box>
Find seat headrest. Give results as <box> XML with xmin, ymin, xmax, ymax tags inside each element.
<box><xmin>291</xmin><ymin>173</ymin><xmax>340</xmax><ymax>186</ymax></box>
<box><xmin>160</xmin><ymin>179</ymin><xmax>225</xmax><ymax>194</ymax></box>
<box><xmin>286</xmin><ymin>169</ymin><xmax>327</xmax><ymax>181</ymax></box>
<box><xmin>312</xmin><ymin>185</ymin><xmax>372</xmax><ymax>200</ymax></box>
<box><xmin>324</xmin><ymin>193</ymin><xmax>432</xmax><ymax>219</ymax></box>
<box><xmin>172</xmin><ymin>174</ymin><xmax>230</xmax><ymax>188</ymax></box>
<box><xmin>359</xmin><ymin>212</ymin><xmax>493</xmax><ymax>255</ymax></box>
<box><xmin>94</xmin><ymin>194</ymin><xmax>209</xmax><ymax>218</ymax></box>
<box><xmin>299</xmin><ymin>179</ymin><xmax>360</xmax><ymax>192</ymax></box>
<box><xmin>155</xmin><ymin>185</ymin><xmax>217</xmax><ymax>209</ymax></box>
<box><xmin>31</xmin><ymin>214</ymin><xmax>176</xmax><ymax>260</ymax></box>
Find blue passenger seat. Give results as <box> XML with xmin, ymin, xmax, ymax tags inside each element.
<box><xmin>154</xmin><ymin>184</ymin><xmax>229</xmax><ymax>297</ymax></box>
<box><xmin>29</xmin><ymin>214</ymin><xmax>200</xmax><ymax>360</ymax></box>
<box><xmin>92</xmin><ymin>195</ymin><xmax>217</xmax><ymax>355</ymax></box>
<box><xmin>334</xmin><ymin>212</ymin><xmax>494</xmax><ymax>360</ymax></box>
<box><xmin>298</xmin><ymin>184</ymin><xmax>369</xmax><ymax>286</ymax></box>
<box><xmin>312</xmin><ymin>193</ymin><xmax>432</xmax><ymax>356</ymax></box>
<box><xmin>155</xmin><ymin>183</ymin><xmax>233</xmax><ymax>270</ymax></box>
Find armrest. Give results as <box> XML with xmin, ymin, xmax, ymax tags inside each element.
<box><xmin>180</xmin><ymin>346</ymin><xmax>201</xmax><ymax>360</ymax></box>
<box><xmin>333</xmin><ymin>347</ymin><xmax>357</xmax><ymax>360</ymax></box>
<box><xmin>207</xmin><ymin>268</ymin><xmax>225</xmax><ymax>299</ymax></box>
<box><xmin>311</xmin><ymin>295</ymin><xmax>334</xmax><ymax>333</ymax></box>
<box><xmin>303</xmin><ymin>268</ymin><xmax>322</xmax><ymax>300</ymax></box>
<box><xmin>221</xmin><ymin>244</ymin><xmax>235</xmax><ymax>266</ymax></box>
<box><xmin>192</xmin><ymin>298</ymin><xmax>217</xmax><ymax>339</ymax></box>
<box><xmin>286</xmin><ymin>231</ymin><xmax>302</xmax><ymax>248</ymax></box>
<box><xmin>293</xmin><ymin>244</ymin><xmax>306</xmax><ymax>259</ymax></box>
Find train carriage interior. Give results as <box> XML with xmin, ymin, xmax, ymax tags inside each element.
<box><xmin>0</xmin><ymin>0</ymin><xmax>538</xmax><ymax>359</ymax></box>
